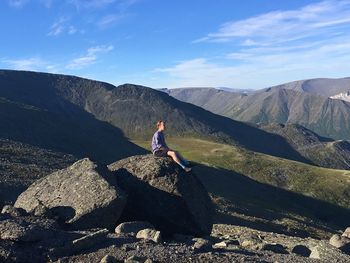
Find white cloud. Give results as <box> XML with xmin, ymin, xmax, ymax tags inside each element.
<box><xmin>153</xmin><ymin>0</ymin><xmax>350</xmax><ymax>89</ymax></box>
<box><xmin>194</xmin><ymin>0</ymin><xmax>350</xmax><ymax>46</ymax></box>
<box><xmin>1</xmin><ymin>57</ymin><xmax>55</xmax><ymax>72</ymax></box>
<box><xmin>40</xmin><ymin>0</ymin><xmax>54</xmax><ymax>8</ymax></box>
<box><xmin>98</xmin><ymin>14</ymin><xmax>125</xmax><ymax>28</ymax></box>
<box><xmin>48</xmin><ymin>17</ymin><xmax>79</xmax><ymax>36</ymax></box>
<box><xmin>154</xmin><ymin>33</ymin><xmax>350</xmax><ymax>89</ymax></box>
<box><xmin>68</xmin><ymin>26</ymin><xmax>77</xmax><ymax>34</ymax></box>
<box><xmin>8</xmin><ymin>0</ymin><xmax>29</xmax><ymax>8</ymax></box>
<box><xmin>66</xmin><ymin>45</ymin><xmax>114</xmax><ymax>69</ymax></box>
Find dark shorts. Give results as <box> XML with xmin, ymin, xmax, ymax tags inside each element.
<box><xmin>153</xmin><ymin>149</ymin><xmax>168</xmax><ymax>157</ymax></box>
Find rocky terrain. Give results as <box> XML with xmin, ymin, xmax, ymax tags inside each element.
<box><xmin>1</xmin><ymin>155</ymin><xmax>350</xmax><ymax>263</ymax></box>
<box><xmin>0</xmin><ymin>138</ymin><xmax>78</xmax><ymax>206</ymax></box>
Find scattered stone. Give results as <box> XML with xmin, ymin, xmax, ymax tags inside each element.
<box><xmin>239</xmin><ymin>234</ymin><xmax>263</xmax><ymax>250</ymax></box>
<box><xmin>108</xmin><ymin>155</ymin><xmax>214</xmax><ymax>235</ymax></box>
<box><xmin>1</xmin><ymin>205</ymin><xmax>27</xmax><ymax>217</ymax></box>
<box><xmin>50</xmin><ymin>229</ymin><xmax>109</xmax><ymax>257</ymax></box>
<box><xmin>310</xmin><ymin>242</ymin><xmax>350</xmax><ymax>261</ymax></box>
<box><xmin>31</xmin><ymin>202</ymin><xmax>53</xmax><ymax>218</ymax></box>
<box><xmin>100</xmin><ymin>254</ymin><xmax>118</xmax><ymax>263</ymax></box>
<box><xmin>329</xmin><ymin>234</ymin><xmax>350</xmax><ymax>254</ymax></box>
<box><xmin>262</xmin><ymin>243</ymin><xmax>289</xmax><ymax>254</ymax></box>
<box><xmin>15</xmin><ymin>158</ymin><xmax>127</xmax><ymax>230</ymax></box>
<box><xmin>115</xmin><ymin>221</ymin><xmax>155</xmax><ymax>236</ymax></box>
<box><xmin>136</xmin><ymin>228</ymin><xmax>162</xmax><ymax>243</ymax></box>
<box><xmin>213</xmin><ymin>240</ymin><xmax>239</xmax><ymax>249</ymax></box>
<box><xmin>125</xmin><ymin>255</ymin><xmax>152</xmax><ymax>263</ymax></box>
<box><xmin>342</xmin><ymin>227</ymin><xmax>350</xmax><ymax>238</ymax></box>
<box><xmin>192</xmin><ymin>238</ymin><xmax>212</xmax><ymax>253</ymax></box>
<box><xmin>291</xmin><ymin>244</ymin><xmax>311</xmax><ymax>257</ymax></box>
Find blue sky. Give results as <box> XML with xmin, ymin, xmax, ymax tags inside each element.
<box><xmin>1</xmin><ymin>0</ymin><xmax>350</xmax><ymax>89</ymax></box>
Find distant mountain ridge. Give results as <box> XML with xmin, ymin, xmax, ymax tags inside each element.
<box><xmin>263</xmin><ymin>77</ymin><xmax>350</xmax><ymax>97</ymax></box>
<box><xmin>168</xmin><ymin>78</ymin><xmax>350</xmax><ymax>141</ymax></box>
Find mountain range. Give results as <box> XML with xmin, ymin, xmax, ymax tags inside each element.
<box><xmin>0</xmin><ymin>69</ymin><xmax>308</xmax><ymax>163</ymax></box>
<box><xmin>166</xmin><ymin>77</ymin><xmax>350</xmax><ymax>141</ymax></box>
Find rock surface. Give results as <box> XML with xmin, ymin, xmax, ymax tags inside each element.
<box><xmin>108</xmin><ymin>154</ymin><xmax>214</xmax><ymax>236</ymax></box>
<box><xmin>136</xmin><ymin>228</ymin><xmax>162</xmax><ymax>243</ymax></box>
<box><xmin>14</xmin><ymin>158</ymin><xmax>127</xmax><ymax>229</ymax></box>
<box><xmin>115</xmin><ymin>221</ymin><xmax>155</xmax><ymax>236</ymax></box>
<box><xmin>0</xmin><ymin>214</ymin><xmax>58</xmax><ymax>242</ymax></box>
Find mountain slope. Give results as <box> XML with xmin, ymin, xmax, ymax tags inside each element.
<box><xmin>168</xmin><ymin>86</ymin><xmax>350</xmax><ymax>141</ymax></box>
<box><xmin>266</xmin><ymin>77</ymin><xmax>350</xmax><ymax>97</ymax></box>
<box><xmin>259</xmin><ymin>123</ymin><xmax>350</xmax><ymax>170</ymax></box>
<box><xmin>0</xmin><ymin>69</ymin><xmax>307</xmax><ymax>163</ymax></box>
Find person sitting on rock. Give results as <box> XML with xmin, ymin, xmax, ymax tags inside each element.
<box><xmin>151</xmin><ymin>120</ymin><xmax>191</xmax><ymax>172</ymax></box>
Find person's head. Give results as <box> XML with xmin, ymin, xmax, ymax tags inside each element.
<box><xmin>156</xmin><ymin>120</ymin><xmax>166</xmax><ymax>131</ymax></box>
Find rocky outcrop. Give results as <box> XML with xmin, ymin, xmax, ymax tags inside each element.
<box><xmin>14</xmin><ymin>158</ymin><xmax>127</xmax><ymax>230</ymax></box>
<box><xmin>108</xmin><ymin>154</ymin><xmax>214</xmax><ymax>236</ymax></box>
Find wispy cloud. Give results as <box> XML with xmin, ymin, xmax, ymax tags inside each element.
<box><xmin>66</xmin><ymin>45</ymin><xmax>114</xmax><ymax>69</ymax></box>
<box><xmin>48</xmin><ymin>17</ymin><xmax>80</xmax><ymax>36</ymax></box>
<box><xmin>40</xmin><ymin>0</ymin><xmax>54</xmax><ymax>8</ymax></box>
<box><xmin>67</xmin><ymin>0</ymin><xmax>121</xmax><ymax>10</ymax></box>
<box><xmin>1</xmin><ymin>57</ymin><xmax>55</xmax><ymax>72</ymax></box>
<box><xmin>8</xmin><ymin>0</ymin><xmax>29</xmax><ymax>8</ymax></box>
<box><xmin>155</xmin><ymin>32</ymin><xmax>350</xmax><ymax>89</ymax></box>
<box><xmin>97</xmin><ymin>14</ymin><xmax>125</xmax><ymax>28</ymax></box>
<box><xmin>194</xmin><ymin>0</ymin><xmax>350</xmax><ymax>45</ymax></box>
<box><xmin>153</xmin><ymin>0</ymin><xmax>350</xmax><ymax>89</ymax></box>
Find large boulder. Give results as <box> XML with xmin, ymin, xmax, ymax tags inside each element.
<box><xmin>108</xmin><ymin>154</ymin><xmax>214</xmax><ymax>236</ymax></box>
<box><xmin>14</xmin><ymin>158</ymin><xmax>127</xmax><ymax>230</ymax></box>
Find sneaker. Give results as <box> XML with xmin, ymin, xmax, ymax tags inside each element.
<box><xmin>183</xmin><ymin>167</ymin><xmax>192</xmax><ymax>172</ymax></box>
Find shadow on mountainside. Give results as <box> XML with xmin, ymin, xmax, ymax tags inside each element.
<box><xmin>0</xmin><ymin>97</ymin><xmax>147</xmax><ymax>164</ymax></box>
<box><xmin>193</xmin><ymin>163</ymin><xmax>350</xmax><ymax>238</ymax></box>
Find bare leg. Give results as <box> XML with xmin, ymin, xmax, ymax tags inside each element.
<box><xmin>167</xmin><ymin>149</ymin><xmax>188</xmax><ymax>163</ymax></box>
<box><xmin>167</xmin><ymin>150</ymin><xmax>182</xmax><ymax>166</ymax></box>
<box><xmin>167</xmin><ymin>150</ymin><xmax>191</xmax><ymax>172</ymax></box>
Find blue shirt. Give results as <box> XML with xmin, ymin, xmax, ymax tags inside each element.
<box><xmin>151</xmin><ymin>130</ymin><xmax>168</xmax><ymax>153</ymax></box>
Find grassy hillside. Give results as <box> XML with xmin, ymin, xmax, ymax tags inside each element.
<box><xmin>133</xmin><ymin>137</ymin><xmax>350</xmax><ymax>235</ymax></box>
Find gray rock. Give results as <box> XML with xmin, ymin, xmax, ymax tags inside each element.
<box><xmin>1</xmin><ymin>205</ymin><xmax>27</xmax><ymax>217</ymax></box>
<box><xmin>108</xmin><ymin>155</ymin><xmax>214</xmax><ymax>236</ymax></box>
<box><xmin>125</xmin><ymin>255</ymin><xmax>152</xmax><ymax>263</ymax></box>
<box><xmin>50</xmin><ymin>229</ymin><xmax>109</xmax><ymax>257</ymax></box>
<box><xmin>15</xmin><ymin>158</ymin><xmax>127</xmax><ymax>230</ymax></box>
<box><xmin>342</xmin><ymin>227</ymin><xmax>350</xmax><ymax>238</ymax></box>
<box><xmin>192</xmin><ymin>238</ymin><xmax>212</xmax><ymax>253</ymax></box>
<box><xmin>136</xmin><ymin>228</ymin><xmax>162</xmax><ymax>243</ymax></box>
<box><xmin>100</xmin><ymin>254</ymin><xmax>118</xmax><ymax>263</ymax></box>
<box><xmin>291</xmin><ymin>244</ymin><xmax>311</xmax><ymax>257</ymax></box>
<box><xmin>0</xmin><ymin>215</ymin><xmax>58</xmax><ymax>242</ymax></box>
<box><xmin>115</xmin><ymin>221</ymin><xmax>154</xmax><ymax>236</ymax></box>
<box><xmin>239</xmin><ymin>234</ymin><xmax>264</xmax><ymax>250</ymax></box>
<box><xmin>310</xmin><ymin>242</ymin><xmax>350</xmax><ymax>261</ymax></box>
<box><xmin>329</xmin><ymin>234</ymin><xmax>350</xmax><ymax>253</ymax></box>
